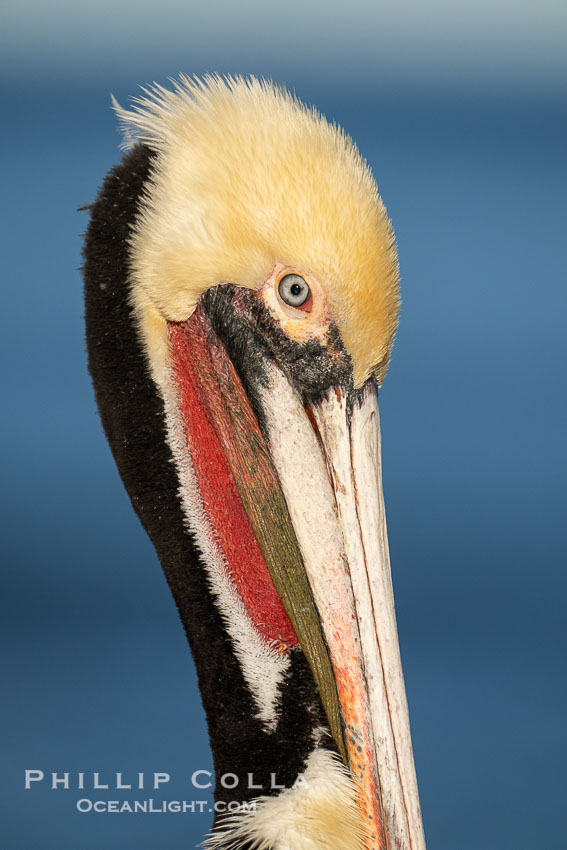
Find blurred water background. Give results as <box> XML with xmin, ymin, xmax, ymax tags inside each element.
<box><xmin>1</xmin><ymin>1</ymin><xmax>565</xmax><ymax>847</ymax></box>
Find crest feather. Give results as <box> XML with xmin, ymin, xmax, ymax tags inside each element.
<box><xmin>115</xmin><ymin>74</ymin><xmax>399</xmax><ymax>386</ymax></box>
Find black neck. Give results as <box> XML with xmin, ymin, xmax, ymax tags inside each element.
<box><xmin>82</xmin><ymin>145</ymin><xmax>335</xmax><ymax>816</ymax></box>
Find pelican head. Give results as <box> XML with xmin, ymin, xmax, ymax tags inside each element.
<box><xmin>83</xmin><ymin>74</ymin><xmax>425</xmax><ymax>850</ymax></box>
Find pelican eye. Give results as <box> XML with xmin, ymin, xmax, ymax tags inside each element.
<box><xmin>278</xmin><ymin>274</ymin><xmax>311</xmax><ymax>309</ymax></box>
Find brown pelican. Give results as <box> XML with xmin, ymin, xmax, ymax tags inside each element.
<box><xmin>83</xmin><ymin>75</ymin><xmax>425</xmax><ymax>850</ymax></box>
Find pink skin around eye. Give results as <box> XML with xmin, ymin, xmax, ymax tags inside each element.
<box><xmin>257</xmin><ymin>263</ymin><xmax>330</xmax><ymax>346</ymax></box>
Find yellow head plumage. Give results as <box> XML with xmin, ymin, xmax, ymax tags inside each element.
<box><xmin>114</xmin><ymin>74</ymin><xmax>400</xmax><ymax>386</ymax></box>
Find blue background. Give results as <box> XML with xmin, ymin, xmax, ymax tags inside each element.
<box><xmin>2</xmin><ymin>2</ymin><xmax>565</xmax><ymax>847</ymax></box>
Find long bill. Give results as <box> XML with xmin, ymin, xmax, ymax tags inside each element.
<box><xmin>257</xmin><ymin>367</ymin><xmax>426</xmax><ymax>850</ymax></box>
<box><xmin>167</xmin><ymin>304</ymin><xmax>425</xmax><ymax>850</ymax></box>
